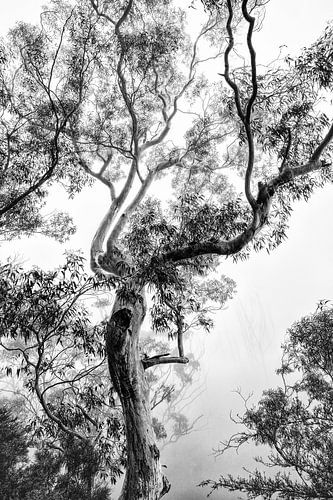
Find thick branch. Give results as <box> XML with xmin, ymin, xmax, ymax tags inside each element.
<box><xmin>161</xmin><ymin>152</ymin><xmax>331</xmax><ymax>263</ymax></box>
<box><xmin>91</xmin><ymin>162</ymin><xmax>154</xmax><ymax>275</ymax></box>
<box><xmin>106</xmin><ymin>168</ymin><xmax>155</xmax><ymax>250</ymax></box>
<box><xmin>142</xmin><ymin>354</ymin><xmax>189</xmax><ymax>370</ymax></box>
<box><xmin>90</xmin><ymin>159</ymin><xmax>137</xmax><ymax>270</ymax></box>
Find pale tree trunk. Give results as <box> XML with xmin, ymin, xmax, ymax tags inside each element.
<box><xmin>106</xmin><ymin>290</ymin><xmax>170</xmax><ymax>500</ymax></box>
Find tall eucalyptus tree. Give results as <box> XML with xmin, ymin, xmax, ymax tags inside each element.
<box><xmin>1</xmin><ymin>0</ymin><xmax>333</xmax><ymax>498</ymax></box>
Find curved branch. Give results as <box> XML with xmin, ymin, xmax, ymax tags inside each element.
<box><xmin>106</xmin><ymin>168</ymin><xmax>155</xmax><ymax>249</ymax></box>
<box><xmin>242</xmin><ymin>0</ymin><xmax>258</xmax><ymax>210</ymax></box>
<box><xmin>34</xmin><ymin>350</ymin><xmax>86</xmax><ymax>441</ymax></box>
<box><xmin>90</xmin><ymin>159</ymin><xmax>137</xmax><ymax>270</ymax></box>
<box><xmin>223</xmin><ymin>0</ymin><xmax>258</xmax><ymax>210</ymax></box>
<box><xmin>140</xmin><ymin>17</ymin><xmax>217</xmax><ymax>155</ymax></box>
<box><xmin>0</xmin><ymin>135</ymin><xmax>60</xmax><ymax>217</ymax></box>
<box><xmin>161</xmin><ymin>138</ymin><xmax>333</xmax><ymax>264</ymax></box>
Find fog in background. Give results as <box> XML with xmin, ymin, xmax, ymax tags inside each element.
<box><xmin>1</xmin><ymin>1</ymin><xmax>333</xmax><ymax>498</ymax></box>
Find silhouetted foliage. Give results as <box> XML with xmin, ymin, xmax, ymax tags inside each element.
<box><xmin>0</xmin><ymin>402</ymin><xmax>29</xmax><ymax>498</ymax></box>
<box><xmin>0</xmin><ymin>401</ymin><xmax>111</xmax><ymax>499</ymax></box>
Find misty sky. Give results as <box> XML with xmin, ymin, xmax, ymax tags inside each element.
<box><xmin>1</xmin><ymin>1</ymin><xmax>333</xmax><ymax>499</ymax></box>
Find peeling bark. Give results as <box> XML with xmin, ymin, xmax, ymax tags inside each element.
<box><xmin>106</xmin><ymin>291</ymin><xmax>170</xmax><ymax>500</ymax></box>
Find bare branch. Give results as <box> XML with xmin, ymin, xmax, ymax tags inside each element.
<box><xmin>242</xmin><ymin>0</ymin><xmax>258</xmax><ymax>210</ymax></box>
<box><xmin>142</xmin><ymin>354</ymin><xmax>189</xmax><ymax>370</ymax></box>
<box><xmin>222</xmin><ymin>0</ymin><xmax>259</xmax><ymax>210</ymax></box>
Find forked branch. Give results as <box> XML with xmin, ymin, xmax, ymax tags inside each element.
<box><xmin>161</xmin><ymin>138</ymin><xmax>333</xmax><ymax>263</ymax></box>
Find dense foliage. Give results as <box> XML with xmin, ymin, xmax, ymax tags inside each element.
<box><xmin>0</xmin><ymin>403</ymin><xmax>28</xmax><ymax>498</ymax></box>
<box><xmin>0</xmin><ymin>254</ymin><xmax>209</xmax><ymax>496</ymax></box>
<box><xmin>0</xmin><ymin>254</ymin><xmax>125</xmax><ymax>486</ymax></box>
<box><xmin>0</xmin><ymin>401</ymin><xmax>111</xmax><ymax>500</ymax></box>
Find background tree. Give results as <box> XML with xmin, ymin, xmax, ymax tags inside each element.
<box><xmin>143</xmin><ymin>337</ymin><xmax>206</xmax><ymax>448</ymax></box>
<box><xmin>0</xmin><ymin>254</ymin><xmax>125</xmax><ymax>495</ymax></box>
<box><xmin>0</xmin><ymin>399</ymin><xmax>112</xmax><ymax>500</ymax></box>
<box><xmin>201</xmin><ymin>303</ymin><xmax>333</xmax><ymax>499</ymax></box>
<box><xmin>0</xmin><ymin>401</ymin><xmax>29</xmax><ymax>498</ymax></box>
<box><xmin>1</xmin><ymin>0</ymin><xmax>333</xmax><ymax>498</ymax></box>
<box><xmin>0</xmin><ymin>3</ymin><xmax>95</xmax><ymax>239</ymax></box>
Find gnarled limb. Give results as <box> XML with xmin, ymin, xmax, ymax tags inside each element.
<box><xmin>224</xmin><ymin>0</ymin><xmax>257</xmax><ymax>210</ymax></box>
<box><xmin>161</xmin><ymin>151</ymin><xmax>332</xmax><ymax>264</ymax></box>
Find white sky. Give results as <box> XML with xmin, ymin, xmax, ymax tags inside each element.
<box><xmin>1</xmin><ymin>1</ymin><xmax>333</xmax><ymax>499</ymax></box>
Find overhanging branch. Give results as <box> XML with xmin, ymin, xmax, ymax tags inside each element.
<box><xmin>161</xmin><ymin>150</ymin><xmax>332</xmax><ymax>264</ymax></box>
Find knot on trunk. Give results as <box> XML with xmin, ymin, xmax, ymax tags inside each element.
<box><xmin>113</xmin><ymin>308</ymin><xmax>132</xmax><ymax>329</ymax></box>
<box><xmin>108</xmin><ymin>308</ymin><xmax>132</xmax><ymax>348</ymax></box>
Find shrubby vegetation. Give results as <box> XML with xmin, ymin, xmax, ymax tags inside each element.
<box><xmin>202</xmin><ymin>304</ymin><xmax>333</xmax><ymax>499</ymax></box>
